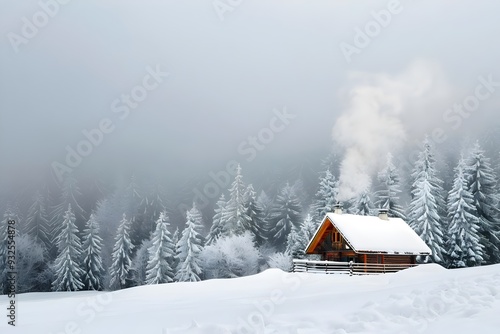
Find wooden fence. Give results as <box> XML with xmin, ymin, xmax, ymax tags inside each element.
<box><xmin>292</xmin><ymin>259</ymin><xmax>417</xmax><ymax>275</ymax></box>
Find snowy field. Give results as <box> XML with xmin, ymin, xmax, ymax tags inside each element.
<box><xmin>1</xmin><ymin>264</ymin><xmax>500</xmax><ymax>334</ymax></box>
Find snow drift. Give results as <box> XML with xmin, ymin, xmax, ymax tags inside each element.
<box><xmin>1</xmin><ymin>264</ymin><xmax>499</xmax><ymax>334</ymax></box>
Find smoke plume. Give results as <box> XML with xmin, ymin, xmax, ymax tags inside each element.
<box><xmin>333</xmin><ymin>60</ymin><xmax>450</xmax><ymax>201</ymax></box>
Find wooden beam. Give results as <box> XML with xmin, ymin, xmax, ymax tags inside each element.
<box><xmin>305</xmin><ymin>217</ymin><xmax>333</xmax><ymax>254</ymax></box>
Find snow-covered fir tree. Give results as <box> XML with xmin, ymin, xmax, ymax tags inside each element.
<box><xmin>268</xmin><ymin>183</ymin><xmax>302</xmax><ymax>251</ymax></box>
<box><xmin>187</xmin><ymin>203</ymin><xmax>204</xmax><ymax>236</ymax></box>
<box><xmin>2</xmin><ymin>202</ymin><xmax>23</xmax><ymax>235</ymax></box>
<box><xmin>447</xmin><ymin>157</ymin><xmax>484</xmax><ymax>268</ymax></box>
<box><xmin>351</xmin><ymin>189</ymin><xmax>375</xmax><ymax>216</ymax></box>
<box><xmin>311</xmin><ymin>170</ymin><xmax>338</xmax><ymax>221</ymax></box>
<box><xmin>14</xmin><ymin>234</ymin><xmax>48</xmax><ymax>293</ymax></box>
<box><xmin>206</xmin><ymin>194</ymin><xmax>227</xmax><ymax>245</ymax></box>
<box><xmin>121</xmin><ymin>175</ymin><xmax>146</xmax><ymax>247</ymax></box>
<box><xmin>52</xmin><ymin>204</ymin><xmax>85</xmax><ymax>292</ymax></box>
<box><xmin>290</xmin><ymin>179</ymin><xmax>308</xmax><ymax>211</ymax></box>
<box><xmin>285</xmin><ymin>225</ymin><xmax>308</xmax><ymax>259</ymax></box>
<box><xmin>408</xmin><ymin>138</ymin><xmax>446</xmax><ymax>264</ymax></box>
<box><xmin>144</xmin><ymin>185</ymin><xmax>167</xmax><ymax>227</ymax></box>
<box><xmin>257</xmin><ymin>190</ymin><xmax>273</xmax><ymax>219</ymax></box>
<box><xmin>320</xmin><ymin>152</ymin><xmax>340</xmax><ymax>177</ymax></box>
<box><xmin>175</xmin><ymin>204</ymin><xmax>205</xmax><ymax>282</ymax></box>
<box><xmin>243</xmin><ymin>185</ymin><xmax>267</xmax><ymax>246</ymax></box>
<box><xmin>131</xmin><ymin>238</ymin><xmax>152</xmax><ymax>286</ymax></box>
<box><xmin>120</xmin><ymin>175</ymin><xmax>142</xmax><ymax>219</ymax></box>
<box><xmin>374</xmin><ymin>153</ymin><xmax>406</xmax><ymax>219</ymax></box>
<box><xmin>172</xmin><ymin>227</ymin><xmax>180</xmax><ymax>249</ymax></box>
<box><xmin>145</xmin><ymin>212</ymin><xmax>175</xmax><ymax>285</ymax></box>
<box><xmin>257</xmin><ymin>190</ymin><xmax>273</xmax><ymax>236</ymax></box>
<box><xmin>50</xmin><ymin>176</ymin><xmax>87</xmax><ymax>247</ymax></box>
<box><xmin>82</xmin><ymin>214</ymin><xmax>104</xmax><ymax>290</ymax></box>
<box><xmin>464</xmin><ymin>142</ymin><xmax>500</xmax><ymax>264</ymax></box>
<box><xmin>91</xmin><ymin>178</ymin><xmax>109</xmax><ymax>199</ymax></box>
<box><xmin>222</xmin><ymin>164</ymin><xmax>251</xmax><ymax>236</ymax></box>
<box><xmin>302</xmin><ymin>213</ymin><xmax>317</xmax><ymax>243</ymax></box>
<box><xmin>109</xmin><ymin>214</ymin><xmax>135</xmax><ymax>290</ymax></box>
<box><xmin>93</xmin><ymin>197</ymin><xmax>122</xmax><ymax>249</ymax></box>
<box><xmin>171</xmin><ymin>227</ymin><xmax>180</xmax><ymax>271</ymax></box>
<box><xmin>26</xmin><ymin>191</ymin><xmax>51</xmax><ymax>251</ymax></box>
<box><xmin>133</xmin><ymin>184</ymin><xmax>166</xmax><ymax>247</ymax></box>
<box><xmin>286</xmin><ymin>211</ymin><xmax>318</xmax><ymax>260</ymax></box>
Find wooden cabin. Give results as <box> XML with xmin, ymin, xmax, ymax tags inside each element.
<box><xmin>300</xmin><ymin>208</ymin><xmax>432</xmax><ymax>273</ymax></box>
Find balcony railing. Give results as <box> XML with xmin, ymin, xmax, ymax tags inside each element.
<box><xmin>292</xmin><ymin>259</ymin><xmax>417</xmax><ymax>275</ymax></box>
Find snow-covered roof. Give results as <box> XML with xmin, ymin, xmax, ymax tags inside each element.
<box><xmin>306</xmin><ymin>213</ymin><xmax>432</xmax><ymax>255</ymax></box>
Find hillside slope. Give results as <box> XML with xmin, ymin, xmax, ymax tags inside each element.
<box><xmin>1</xmin><ymin>264</ymin><xmax>499</xmax><ymax>333</ymax></box>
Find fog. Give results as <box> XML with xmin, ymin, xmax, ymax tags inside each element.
<box><xmin>1</xmin><ymin>0</ymin><xmax>500</xmax><ymax>204</ymax></box>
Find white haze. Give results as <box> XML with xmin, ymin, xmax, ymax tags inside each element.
<box><xmin>333</xmin><ymin>60</ymin><xmax>452</xmax><ymax>201</ymax></box>
<box><xmin>1</xmin><ymin>0</ymin><xmax>500</xmax><ymax>195</ymax></box>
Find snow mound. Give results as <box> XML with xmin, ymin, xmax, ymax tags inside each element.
<box><xmin>389</xmin><ymin>263</ymin><xmax>448</xmax><ymax>283</ymax></box>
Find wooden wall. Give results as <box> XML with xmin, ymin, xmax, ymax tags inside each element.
<box><xmin>356</xmin><ymin>254</ymin><xmax>416</xmax><ymax>265</ymax></box>
<box><xmin>383</xmin><ymin>255</ymin><xmax>415</xmax><ymax>265</ymax></box>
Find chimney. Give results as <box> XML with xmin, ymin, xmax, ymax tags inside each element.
<box><xmin>378</xmin><ymin>209</ymin><xmax>389</xmax><ymax>221</ymax></box>
<box><xmin>334</xmin><ymin>202</ymin><xmax>343</xmax><ymax>215</ymax></box>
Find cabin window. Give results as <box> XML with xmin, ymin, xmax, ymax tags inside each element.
<box><xmin>331</xmin><ymin>231</ymin><xmax>341</xmax><ymax>243</ymax></box>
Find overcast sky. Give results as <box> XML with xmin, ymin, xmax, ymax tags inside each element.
<box><xmin>1</xmin><ymin>0</ymin><xmax>500</xmax><ymax>191</ymax></box>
